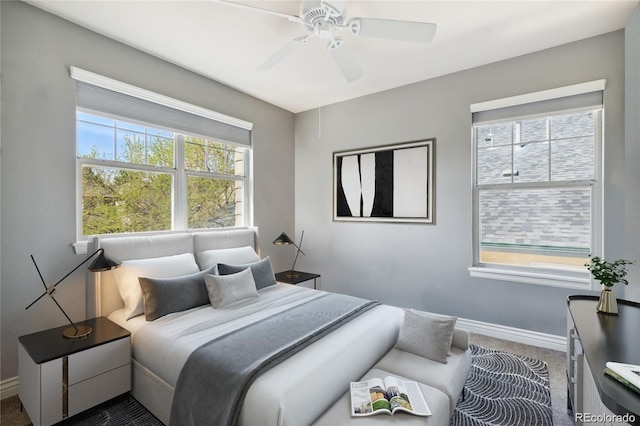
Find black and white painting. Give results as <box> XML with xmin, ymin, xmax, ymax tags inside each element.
<box><xmin>333</xmin><ymin>139</ymin><xmax>434</xmax><ymax>223</ymax></box>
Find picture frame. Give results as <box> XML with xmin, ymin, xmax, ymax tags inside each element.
<box><xmin>333</xmin><ymin>139</ymin><xmax>435</xmax><ymax>224</ymax></box>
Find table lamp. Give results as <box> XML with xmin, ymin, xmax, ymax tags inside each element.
<box><xmin>26</xmin><ymin>248</ymin><xmax>120</xmax><ymax>339</ymax></box>
<box><xmin>273</xmin><ymin>231</ymin><xmax>305</xmax><ymax>278</ymax></box>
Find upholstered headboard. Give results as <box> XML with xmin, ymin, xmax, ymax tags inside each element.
<box><xmin>86</xmin><ymin>227</ymin><xmax>259</xmax><ymax>318</ymax></box>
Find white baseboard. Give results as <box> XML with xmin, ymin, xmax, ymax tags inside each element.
<box><xmin>1</xmin><ymin>376</ymin><xmax>18</xmax><ymax>400</ymax></box>
<box><xmin>457</xmin><ymin>317</ymin><xmax>567</xmax><ymax>352</ymax></box>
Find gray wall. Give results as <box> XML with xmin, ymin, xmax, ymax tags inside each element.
<box><xmin>294</xmin><ymin>30</ymin><xmax>630</xmax><ymax>337</ymax></box>
<box><xmin>625</xmin><ymin>5</ymin><xmax>640</xmax><ymax>303</ymax></box>
<box><xmin>0</xmin><ymin>1</ymin><xmax>295</xmax><ymax>380</ymax></box>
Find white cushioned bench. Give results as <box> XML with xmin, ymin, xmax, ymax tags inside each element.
<box><xmin>312</xmin><ymin>322</ymin><xmax>472</xmax><ymax>425</ymax></box>
<box><xmin>374</xmin><ymin>343</ymin><xmax>471</xmax><ymax>415</ymax></box>
<box><xmin>312</xmin><ymin>368</ymin><xmax>451</xmax><ymax>426</ymax></box>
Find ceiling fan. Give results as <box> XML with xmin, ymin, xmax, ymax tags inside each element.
<box><xmin>219</xmin><ymin>0</ymin><xmax>437</xmax><ymax>82</ymax></box>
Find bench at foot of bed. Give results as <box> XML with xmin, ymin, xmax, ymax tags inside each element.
<box><xmin>312</xmin><ymin>368</ymin><xmax>450</xmax><ymax>426</ymax></box>
<box><xmin>312</xmin><ymin>324</ymin><xmax>471</xmax><ymax>426</ymax></box>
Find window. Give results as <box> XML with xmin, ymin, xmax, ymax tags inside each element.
<box><xmin>72</xmin><ymin>67</ymin><xmax>252</xmax><ymax>240</ymax></box>
<box><xmin>470</xmin><ymin>81</ymin><xmax>604</xmax><ymax>288</ymax></box>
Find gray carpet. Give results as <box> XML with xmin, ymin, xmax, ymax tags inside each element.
<box><xmin>450</xmin><ymin>344</ymin><xmax>553</xmax><ymax>426</ymax></box>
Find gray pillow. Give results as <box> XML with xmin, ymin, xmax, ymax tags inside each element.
<box><xmin>395</xmin><ymin>309</ymin><xmax>457</xmax><ymax>364</ymax></box>
<box><xmin>217</xmin><ymin>257</ymin><xmax>277</xmax><ymax>290</ymax></box>
<box><xmin>205</xmin><ymin>268</ymin><xmax>259</xmax><ymax>309</ymax></box>
<box><xmin>139</xmin><ymin>265</ymin><xmax>217</xmax><ymax>321</ymax></box>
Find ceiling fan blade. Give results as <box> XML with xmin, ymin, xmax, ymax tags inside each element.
<box><xmin>348</xmin><ymin>18</ymin><xmax>437</xmax><ymax>44</ymax></box>
<box><xmin>257</xmin><ymin>36</ymin><xmax>310</xmax><ymax>71</ymax></box>
<box><xmin>328</xmin><ymin>38</ymin><xmax>362</xmax><ymax>83</ymax></box>
<box><xmin>218</xmin><ymin>0</ymin><xmax>302</xmax><ymax>23</ymax></box>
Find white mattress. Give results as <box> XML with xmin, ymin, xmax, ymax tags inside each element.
<box><xmin>109</xmin><ymin>284</ymin><xmax>404</xmax><ymax>425</ymax></box>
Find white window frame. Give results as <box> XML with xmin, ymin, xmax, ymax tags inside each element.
<box><xmin>71</xmin><ymin>68</ymin><xmax>253</xmax><ymax>254</ymax></box>
<box><xmin>468</xmin><ymin>80</ymin><xmax>605</xmax><ymax>289</ymax></box>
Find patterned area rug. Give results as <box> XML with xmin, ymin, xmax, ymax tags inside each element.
<box><xmin>56</xmin><ymin>394</ymin><xmax>162</xmax><ymax>426</ymax></box>
<box><xmin>450</xmin><ymin>344</ymin><xmax>553</xmax><ymax>426</ymax></box>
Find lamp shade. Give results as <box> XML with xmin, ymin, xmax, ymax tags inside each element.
<box><xmin>88</xmin><ymin>249</ymin><xmax>121</xmax><ymax>272</ymax></box>
<box><xmin>273</xmin><ymin>232</ymin><xmax>295</xmax><ymax>246</ymax></box>
<box><xmin>272</xmin><ymin>231</ymin><xmax>305</xmax><ymax>275</ymax></box>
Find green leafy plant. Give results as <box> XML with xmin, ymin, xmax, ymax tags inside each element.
<box><xmin>585</xmin><ymin>256</ymin><xmax>635</xmax><ymax>287</ymax></box>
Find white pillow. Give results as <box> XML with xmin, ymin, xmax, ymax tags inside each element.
<box><xmin>205</xmin><ymin>268</ymin><xmax>259</xmax><ymax>309</ymax></box>
<box><xmin>115</xmin><ymin>253</ymin><xmax>199</xmax><ymax>320</ymax></box>
<box><xmin>195</xmin><ymin>246</ymin><xmax>260</xmax><ymax>269</ymax></box>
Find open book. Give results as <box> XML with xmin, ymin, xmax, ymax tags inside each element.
<box><xmin>350</xmin><ymin>376</ymin><xmax>431</xmax><ymax>417</ymax></box>
<box><xmin>604</xmin><ymin>362</ymin><xmax>640</xmax><ymax>394</ymax></box>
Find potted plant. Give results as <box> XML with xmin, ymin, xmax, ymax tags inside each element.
<box><xmin>585</xmin><ymin>256</ymin><xmax>634</xmax><ymax>315</ymax></box>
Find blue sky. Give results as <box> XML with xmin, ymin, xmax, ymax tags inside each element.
<box><xmin>76</xmin><ymin>110</ymin><xmax>173</xmax><ymax>162</ymax></box>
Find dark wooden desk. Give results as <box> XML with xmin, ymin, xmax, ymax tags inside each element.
<box><xmin>567</xmin><ymin>295</ymin><xmax>640</xmax><ymax>424</ymax></box>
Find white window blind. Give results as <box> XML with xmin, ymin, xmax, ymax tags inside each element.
<box><xmin>471</xmin><ymin>80</ymin><xmax>605</xmax><ymax>124</ymax></box>
<box><xmin>70</xmin><ymin>67</ymin><xmax>252</xmax><ymax>147</ymax></box>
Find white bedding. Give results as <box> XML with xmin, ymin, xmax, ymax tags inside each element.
<box><xmin>109</xmin><ymin>283</ymin><xmax>404</xmax><ymax>425</ymax></box>
<box><xmin>109</xmin><ymin>283</ymin><xmax>323</xmax><ymax>386</ymax></box>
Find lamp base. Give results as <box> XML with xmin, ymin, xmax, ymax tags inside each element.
<box><xmin>284</xmin><ymin>270</ymin><xmax>300</xmax><ymax>278</ymax></box>
<box><xmin>63</xmin><ymin>325</ymin><xmax>92</xmax><ymax>339</ymax></box>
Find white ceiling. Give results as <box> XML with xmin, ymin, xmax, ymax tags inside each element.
<box><xmin>27</xmin><ymin>0</ymin><xmax>639</xmax><ymax>113</ymax></box>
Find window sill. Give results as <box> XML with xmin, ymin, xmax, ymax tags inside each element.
<box><xmin>468</xmin><ymin>266</ymin><xmax>591</xmax><ymax>289</ymax></box>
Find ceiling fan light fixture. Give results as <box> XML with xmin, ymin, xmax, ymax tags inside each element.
<box><xmin>314</xmin><ymin>20</ymin><xmax>335</xmax><ymax>38</ymax></box>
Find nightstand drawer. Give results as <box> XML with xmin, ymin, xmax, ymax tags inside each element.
<box><xmin>68</xmin><ymin>364</ymin><xmax>131</xmax><ymax>417</ymax></box>
<box><xmin>68</xmin><ymin>337</ymin><xmax>130</xmax><ymax>385</ymax></box>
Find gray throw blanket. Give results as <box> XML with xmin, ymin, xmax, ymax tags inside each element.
<box><xmin>169</xmin><ymin>293</ymin><xmax>379</xmax><ymax>426</ymax></box>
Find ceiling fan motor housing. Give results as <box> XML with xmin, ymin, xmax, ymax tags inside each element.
<box><xmin>300</xmin><ymin>0</ymin><xmax>345</xmax><ymax>35</ymax></box>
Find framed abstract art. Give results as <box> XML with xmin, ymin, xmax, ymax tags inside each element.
<box><xmin>333</xmin><ymin>139</ymin><xmax>435</xmax><ymax>224</ymax></box>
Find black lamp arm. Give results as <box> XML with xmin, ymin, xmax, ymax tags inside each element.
<box><xmin>48</xmin><ymin>293</ymin><xmax>79</xmax><ymax>334</ymax></box>
<box><xmin>50</xmin><ymin>248</ymin><xmax>106</xmax><ymax>289</ymax></box>
<box><xmin>25</xmin><ymin>255</ymin><xmax>52</xmax><ymax>310</ymax></box>
<box><xmin>292</xmin><ymin>240</ymin><xmax>306</xmax><ymax>256</ymax></box>
<box><xmin>24</xmin><ymin>288</ymin><xmax>47</xmax><ymax>311</ymax></box>
<box><xmin>25</xmin><ymin>248</ymin><xmax>105</xmax><ymax>311</ymax></box>
<box><xmin>291</xmin><ymin>231</ymin><xmax>305</xmax><ymax>271</ymax></box>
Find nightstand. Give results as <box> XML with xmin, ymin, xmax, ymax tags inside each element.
<box><xmin>18</xmin><ymin>317</ymin><xmax>131</xmax><ymax>426</ymax></box>
<box><xmin>275</xmin><ymin>271</ymin><xmax>321</xmax><ymax>290</ymax></box>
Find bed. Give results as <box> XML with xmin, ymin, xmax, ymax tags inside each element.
<box><xmin>86</xmin><ymin>227</ymin><xmax>404</xmax><ymax>425</ymax></box>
